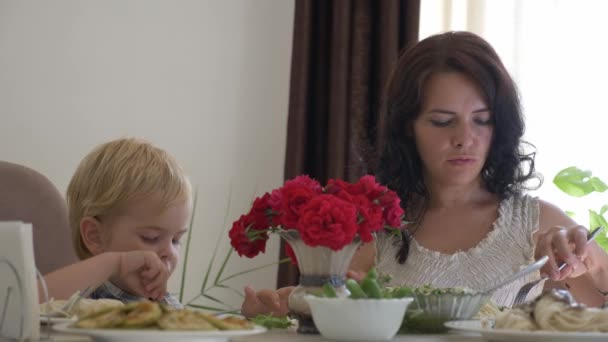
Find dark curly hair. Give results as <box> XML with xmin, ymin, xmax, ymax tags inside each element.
<box><xmin>375</xmin><ymin>31</ymin><xmax>542</xmax><ymax>264</ymax></box>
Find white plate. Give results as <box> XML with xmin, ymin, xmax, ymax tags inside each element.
<box><xmin>445</xmin><ymin>320</ymin><xmax>608</xmax><ymax>342</ymax></box>
<box><xmin>40</xmin><ymin>314</ymin><xmax>77</xmax><ymax>325</ymax></box>
<box><xmin>53</xmin><ymin>321</ymin><xmax>267</xmax><ymax>342</ymax></box>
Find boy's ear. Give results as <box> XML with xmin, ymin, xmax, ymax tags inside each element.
<box><xmin>80</xmin><ymin>217</ymin><xmax>105</xmax><ymax>255</ymax></box>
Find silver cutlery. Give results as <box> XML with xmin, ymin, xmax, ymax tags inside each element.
<box><xmin>511</xmin><ymin>226</ymin><xmax>605</xmax><ymax>306</ymax></box>
<box><xmin>481</xmin><ymin>256</ymin><xmax>548</xmax><ymax>294</ymax></box>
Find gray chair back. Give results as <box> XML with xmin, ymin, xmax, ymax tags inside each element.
<box><xmin>0</xmin><ymin>161</ymin><xmax>77</xmax><ymax>274</ymax></box>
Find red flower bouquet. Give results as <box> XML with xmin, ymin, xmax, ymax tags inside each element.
<box><xmin>229</xmin><ymin>175</ymin><xmax>405</xmax><ymax>262</ymax></box>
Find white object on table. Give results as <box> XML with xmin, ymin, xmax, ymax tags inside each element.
<box><xmin>446</xmin><ymin>320</ymin><xmax>608</xmax><ymax>342</ymax></box>
<box><xmin>0</xmin><ymin>221</ymin><xmax>40</xmax><ymax>340</ymax></box>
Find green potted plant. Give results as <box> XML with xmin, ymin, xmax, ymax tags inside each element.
<box><xmin>553</xmin><ymin>166</ymin><xmax>608</xmax><ymax>251</ymax></box>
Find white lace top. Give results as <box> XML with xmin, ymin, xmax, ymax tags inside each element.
<box><xmin>375</xmin><ymin>195</ymin><xmax>543</xmax><ymax>307</ymax></box>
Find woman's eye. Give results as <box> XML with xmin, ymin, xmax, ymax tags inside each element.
<box><xmin>474</xmin><ymin>118</ymin><xmax>492</xmax><ymax>125</ymax></box>
<box><xmin>430</xmin><ymin>120</ymin><xmax>450</xmax><ymax>127</ymax></box>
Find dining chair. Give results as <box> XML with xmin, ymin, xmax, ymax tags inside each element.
<box><xmin>0</xmin><ymin>161</ymin><xmax>77</xmax><ymax>274</ymax></box>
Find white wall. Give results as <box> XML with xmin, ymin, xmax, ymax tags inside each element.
<box><xmin>0</xmin><ymin>0</ymin><xmax>294</xmax><ymax>310</ymax></box>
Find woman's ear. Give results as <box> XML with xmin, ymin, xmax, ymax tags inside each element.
<box><xmin>80</xmin><ymin>217</ymin><xmax>105</xmax><ymax>255</ymax></box>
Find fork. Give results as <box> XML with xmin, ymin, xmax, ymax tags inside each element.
<box><xmin>60</xmin><ymin>286</ymin><xmax>94</xmax><ymax>315</ymax></box>
<box><xmin>512</xmin><ymin>226</ymin><xmax>605</xmax><ymax>306</ymax></box>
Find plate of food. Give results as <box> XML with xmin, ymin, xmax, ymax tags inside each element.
<box><xmin>53</xmin><ymin>301</ymin><xmax>266</xmax><ymax>342</ymax></box>
<box><xmin>40</xmin><ymin>294</ymin><xmax>124</xmax><ymax>325</ymax></box>
<box><xmin>445</xmin><ymin>289</ymin><xmax>608</xmax><ymax>342</ymax></box>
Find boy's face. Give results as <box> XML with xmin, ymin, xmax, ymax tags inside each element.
<box><xmin>99</xmin><ymin>195</ymin><xmax>191</xmax><ymax>276</ymax></box>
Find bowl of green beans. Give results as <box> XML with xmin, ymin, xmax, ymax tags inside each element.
<box><xmin>304</xmin><ymin>269</ymin><xmax>414</xmax><ymax>341</ymax></box>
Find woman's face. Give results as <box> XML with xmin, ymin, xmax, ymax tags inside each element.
<box><xmin>413</xmin><ymin>71</ymin><xmax>493</xmax><ymax>187</ymax></box>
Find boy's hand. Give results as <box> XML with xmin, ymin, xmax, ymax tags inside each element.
<box><xmin>115</xmin><ymin>251</ymin><xmax>170</xmax><ymax>300</ymax></box>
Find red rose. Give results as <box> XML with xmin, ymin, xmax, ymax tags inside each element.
<box><xmin>270</xmin><ymin>175</ymin><xmax>322</xmax><ymax>229</ymax></box>
<box><xmin>229</xmin><ymin>214</ymin><xmax>268</xmax><ymax>258</ymax></box>
<box><xmin>249</xmin><ymin>193</ymin><xmax>274</xmax><ymax>228</ymax></box>
<box><xmin>296</xmin><ymin>194</ymin><xmax>358</xmax><ymax>250</ymax></box>
<box><xmin>378</xmin><ymin>191</ymin><xmax>404</xmax><ymax>228</ymax></box>
<box><xmin>325</xmin><ymin>178</ymin><xmax>352</xmax><ymax>195</ymax></box>
<box><xmin>350</xmin><ymin>194</ymin><xmax>384</xmax><ymax>242</ymax></box>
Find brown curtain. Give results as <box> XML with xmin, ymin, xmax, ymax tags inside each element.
<box><xmin>277</xmin><ymin>0</ymin><xmax>421</xmax><ymax>288</ymax></box>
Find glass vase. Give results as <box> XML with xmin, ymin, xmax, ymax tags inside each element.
<box><xmin>279</xmin><ymin>230</ymin><xmax>361</xmax><ymax>334</ymax></box>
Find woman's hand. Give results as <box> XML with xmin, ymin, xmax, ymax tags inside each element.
<box><xmin>346</xmin><ymin>270</ymin><xmax>366</xmax><ymax>282</ymax></box>
<box><xmin>535</xmin><ymin>225</ymin><xmax>590</xmax><ymax>281</ymax></box>
<box><xmin>241</xmin><ymin>286</ymin><xmax>294</xmax><ymax>317</ymax></box>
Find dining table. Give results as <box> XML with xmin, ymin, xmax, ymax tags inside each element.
<box><xmin>0</xmin><ymin>325</ymin><xmax>487</xmax><ymax>342</ymax></box>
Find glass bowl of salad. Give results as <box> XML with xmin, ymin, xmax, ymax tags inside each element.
<box><xmin>388</xmin><ymin>285</ymin><xmax>491</xmax><ymax>333</ymax></box>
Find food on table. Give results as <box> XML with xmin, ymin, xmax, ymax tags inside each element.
<box><xmin>73</xmin><ymin>301</ymin><xmax>254</xmax><ymax>331</ymax></box>
<box><xmin>201</xmin><ymin>314</ymin><xmax>254</xmax><ymax>330</ymax></box>
<box><xmin>495</xmin><ymin>289</ymin><xmax>608</xmax><ymax>332</ymax></box>
<box><xmin>121</xmin><ymin>301</ymin><xmax>163</xmax><ymax>328</ymax></box>
<box><xmin>75</xmin><ymin>299</ymin><xmax>125</xmax><ymax>317</ymax></box>
<box><xmin>493</xmin><ymin>307</ymin><xmax>537</xmax><ymax>331</ymax></box>
<box><xmin>314</xmin><ymin>268</ymin><xmax>390</xmax><ymax>299</ymax></box>
<box><xmin>76</xmin><ymin>307</ymin><xmax>127</xmax><ymax>329</ymax></box>
<box><xmin>157</xmin><ymin>310</ymin><xmax>216</xmax><ymax>330</ymax></box>
<box><xmin>40</xmin><ymin>297</ymin><xmax>124</xmax><ymax>318</ymax></box>
<box><xmin>473</xmin><ymin>301</ymin><xmax>503</xmax><ymax>320</ymax></box>
<box><xmin>250</xmin><ymin>314</ymin><xmax>294</xmax><ymax>329</ymax></box>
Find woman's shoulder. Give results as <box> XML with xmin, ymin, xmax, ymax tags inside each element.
<box><xmin>497</xmin><ymin>193</ymin><xmax>538</xmax><ymax>218</ymax></box>
<box><xmin>535</xmin><ymin>197</ymin><xmax>577</xmax><ymax>231</ymax></box>
<box><xmin>493</xmin><ymin>193</ymin><xmax>540</xmax><ymax>236</ymax></box>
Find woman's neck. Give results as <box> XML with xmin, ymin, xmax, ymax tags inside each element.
<box><xmin>425</xmin><ymin>178</ymin><xmax>493</xmax><ymax>210</ymax></box>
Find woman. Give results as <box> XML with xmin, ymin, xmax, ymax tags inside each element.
<box><xmin>241</xmin><ymin>31</ymin><xmax>608</xmax><ymax>316</ymax></box>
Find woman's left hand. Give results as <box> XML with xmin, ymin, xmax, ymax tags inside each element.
<box><xmin>535</xmin><ymin>225</ymin><xmax>591</xmax><ymax>281</ymax></box>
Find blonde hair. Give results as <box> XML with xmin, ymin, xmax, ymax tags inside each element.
<box><xmin>67</xmin><ymin>138</ymin><xmax>192</xmax><ymax>259</ymax></box>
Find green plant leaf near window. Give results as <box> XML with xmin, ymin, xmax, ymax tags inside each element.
<box><xmin>553</xmin><ymin>167</ymin><xmax>608</xmax><ymax>197</ymax></box>
<box><xmin>553</xmin><ymin>167</ymin><xmax>608</xmax><ymax>251</ymax></box>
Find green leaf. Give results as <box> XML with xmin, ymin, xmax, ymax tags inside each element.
<box><xmin>590</xmin><ymin>177</ymin><xmax>608</xmax><ymax>192</ymax></box>
<box><xmin>179</xmin><ymin>186</ymin><xmax>199</xmax><ymax>303</ymax></box>
<box><xmin>588</xmin><ymin>213</ymin><xmax>608</xmax><ymax>252</ymax></box>
<box><xmin>589</xmin><ymin>210</ymin><xmax>603</xmax><ymax>232</ymax></box>
<box><xmin>600</xmin><ymin>205</ymin><xmax>608</xmax><ymax>215</ymax></box>
<box><xmin>594</xmin><ymin>232</ymin><xmax>608</xmax><ymax>252</ymax></box>
<box><xmin>202</xmin><ymin>293</ymin><xmax>227</xmax><ymax>305</ymax></box>
<box><xmin>589</xmin><ymin>209</ymin><xmax>608</xmax><ymax>228</ymax></box>
<box><xmin>211</xmin><ymin>284</ymin><xmax>246</xmax><ymax>298</ymax></box>
<box><xmin>553</xmin><ymin>167</ymin><xmax>596</xmax><ymax>197</ymax></box>
<box><xmin>251</xmin><ymin>315</ymin><xmax>294</xmax><ymax>329</ymax></box>
<box><xmin>213</xmin><ymin>248</ymin><xmax>233</xmax><ymax>286</ymax></box>
<box><xmin>565</xmin><ymin>211</ymin><xmax>576</xmax><ymax>218</ymax></box>
<box><xmin>201</xmin><ymin>184</ymin><xmax>234</xmax><ymax>294</ymax></box>
<box><xmin>186</xmin><ymin>303</ymin><xmax>233</xmax><ymax>312</ymax></box>
<box><xmin>218</xmin><ymin>257</ymin><xmax>291</xmax><ymax>283</ymax></box>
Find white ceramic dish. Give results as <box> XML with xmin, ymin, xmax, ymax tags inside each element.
<box><xmin>445</xmin><ymin>320</ymin><xmax>608</xmax><ymax>342</ymax></box>
<box><xmin>53</xmin><ymin>321</ymin><xmax>267</xmax><ymax>342</ymax></box>
<box><xmin>305</xmin><ymin>296</ymin><xmax>414</xmax><ymax>341</ymax></box>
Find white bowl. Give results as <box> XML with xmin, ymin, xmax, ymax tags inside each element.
<box><xmin>305</xmin><ymin>296</ymin><xmax>414</xmax><ymax>341</ymax></box>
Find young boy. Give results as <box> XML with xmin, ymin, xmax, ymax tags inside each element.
<box><xmin>39</xmin><ymin>138</ymin><xmax>192</xmax><ymax>308</ymax></box>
